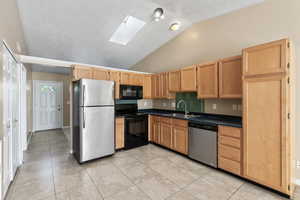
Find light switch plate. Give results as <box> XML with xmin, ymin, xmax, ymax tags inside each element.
<box><xmin>232</xmin><ymin>104</ymin><xmax>237</xmax><ymax>111</ymax></box>
<box><xmin>296</xmin><ymin>160</ymin><xmax>300</xmax><ymax>168</ymax></box>
<box><xmin>171</xmin><ymin>102</ymin><xmax>175</xmax><ymax>107</ymax></box>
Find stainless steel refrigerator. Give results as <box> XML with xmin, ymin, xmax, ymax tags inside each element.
<box><xmin>72</xmin><ymin>79</ymin><xmax>115</xmax><ymax>163</ymax></box>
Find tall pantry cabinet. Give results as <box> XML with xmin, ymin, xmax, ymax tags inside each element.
<box><xmin>242</xmin><ymin>39</ymin><xmax>294</xmax><ymax>195</ymax></box>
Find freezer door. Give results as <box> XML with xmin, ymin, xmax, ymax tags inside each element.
<box><xmin>80</xmin><ymin>79</ymin><xmax>114</xmax><ymax>106</ymax></box>
<box><xmin>80</xmin><ymin>106</ymin><xmax>115</xmax><ymax>162</ymax></box>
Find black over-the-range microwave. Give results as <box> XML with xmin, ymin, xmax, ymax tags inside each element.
<box><xmin>119</xmin><ymin>85</ymin><xmax>143</xmax><ymax>100</ymax></box>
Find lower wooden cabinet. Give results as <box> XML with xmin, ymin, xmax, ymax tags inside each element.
<box><xmin>218</xmin><ymin>125</ymin><xmax>242</xmax><ymax>176</ymax></box>
<box><xmin>172</xmin><ymin>124</ymin><xmax>188</xmax><ymax>155</ymax></box>
<box><xmin>149</xmin><ymin>115</ymin><xmax>188</xmax><ymax>155</ymax></box>
<box><xmin>115</xmin><ymin>117</ymin><xmax>124</xmax><ymax>149</ymax></box>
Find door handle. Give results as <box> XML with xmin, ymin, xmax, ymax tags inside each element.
<box><xmin>83</xmin><ymin>107</ymin><xmax>85</xmax><ymax>129</ymax></box>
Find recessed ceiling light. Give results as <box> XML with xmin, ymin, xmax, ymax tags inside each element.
<box><xmin>109</xmin><ymin>16</ymin><xmax>146</xmax><ymax>45</ymax></box>
<box><xmin>169</xmin><ymin>22</ymin><xmax>181</xmax><ymax>31</ymax></box>
<box><xmin>153</xmin><ymin>8</ymin><xmax>164</xmax><ymax>22</ymax></box>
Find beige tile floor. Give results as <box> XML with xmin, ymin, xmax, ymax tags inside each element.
<box><xmin>5</xmin><ymin>129</ymin><xmax>298</xmax><ymax>200</ymax></box>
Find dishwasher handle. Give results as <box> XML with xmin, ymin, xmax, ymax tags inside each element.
<box><xmin>189</xmin><ymin>123</ymin><xmax>218</xmax><ymax>132</ymax></box>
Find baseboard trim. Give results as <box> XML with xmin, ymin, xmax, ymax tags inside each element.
<box><xmin>62</xmin><ymin>126</ymin><xmax>70</xmax><ymax>129</ymax></box>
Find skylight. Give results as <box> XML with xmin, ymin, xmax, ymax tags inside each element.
<box><xmin>109</xmin><ymin>16</ymin><xmax>146</xmax><ymax>46</ymax></box>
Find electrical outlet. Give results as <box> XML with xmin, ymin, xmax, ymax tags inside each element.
<box><xmin>171</xmin><ymin>102</ymin><xmax>175</xmax><ymax>107</ymax></box>
<box><xmin>144</xmin><ymin>102</ymin><xmax>148</xmax><ymax>106</ymax></box>
<box><xmin>163</xmin><ymin>103</ymin><xmax>167</xmax><ymax>107</ymax></box>
<box><xmin>212</xmin><ymin>104</ymin><xmax>217</xmax><ymax>110</ymax></box>
<box><xmin>296</xmin><ymin>160</ymin><xmax>300</xmax><ymax>168</ymax></box>
<box><xmin>232</xmin><ymin>104</ymin><xmax>237</xmax><ymax>111</ymax></box>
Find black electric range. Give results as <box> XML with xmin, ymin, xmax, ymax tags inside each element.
<box><xmin>115</xmin><ymin>104</ymin><xmax>148</xmax><ymax>150</ymax></box>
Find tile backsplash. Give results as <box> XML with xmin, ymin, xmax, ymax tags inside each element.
<box><xmin>138</xmin><ymin>97</ymin><xmax>242</xmax><ymax>117</ymax></box>
<box><xmin>176</xmin><ymin>92</ymin><xmax>204</xmax><ymax>113</ymax></box>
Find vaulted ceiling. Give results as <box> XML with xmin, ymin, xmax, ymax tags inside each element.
<box><xmin>17</xmin><ymin>0</ymin><xmax>263</xmax><ymax>69</ymax></box>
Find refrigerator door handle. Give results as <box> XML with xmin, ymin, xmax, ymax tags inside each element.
<box><xmin>83</xmin><ymin>84</ymin><xmax>86</xmax><ymax>106</ymax></box>
<box><xmin>83</xmin><ymin>107</ymin><xmax>86</xmax><ymax>129</ymax></box>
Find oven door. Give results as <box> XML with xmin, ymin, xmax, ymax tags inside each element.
<box><xmin>124</xmin><ymin>116</ymin><xmax>148</xmax><ymax>150</ymax></box>
<box><xmin>120</xmin><ymin>85</ymin><xmax>143</xmax><ymax>100</ymax></box>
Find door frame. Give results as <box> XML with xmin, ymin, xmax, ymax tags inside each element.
<box><xmin>33</xmin><ymin>80</ymin><xmax>63</xmax><ymax>132</ymax></box>
<box><xmin>20</xmin><ymin>65</ymin><xmax>27</xmax><ymax>152</ymax></box>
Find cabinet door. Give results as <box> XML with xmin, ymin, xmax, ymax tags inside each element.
<box><xmin>110</xmin><ymin>71</ymin><xmax>120</xmax><ymax>99</ymax></box>
<box><xmin>243</xmin><ymin>74</ymin><xmax>289</xmax><ymax>193</ymax></box>
<box><xmin>120</xmin><ymin>72</ymin><xmax>131</xmax><ymax>85</ymax></box>
<box><xmin>243</xmin><ymin>39</ymin><xmax>289</xmax><ymax>77</ymax></box>
<box><xmin>152</xmin><ymin>75</ymin><xmax>160</xmax><ymax>99</ymax></box>
<box><xmin>168</xmin><ymin>70</ymin><xmax>181</xmax><ymax>92</ymax></box>
<box><xmin>152</xmin><ymin>117</ymin><xmax>160</xmax><ymax>144</ymax></box>
<box><xmin>197</xmin><ymin>62</ymin><xmax>218</xmax><ymax>99</ymax></box>
<box><xmin>219</xmin><ymin>56</ymin><xmax>242</xmax><ymax>98</ymax></box>
<box><xmin>165</xmin><ymin>73</ymin><xmax>175</xmax><ymax>99</ymax></box>
<box><xmin>181</xmin><ymin>65</ymin><xmax>197</xmax><ymax>91</ymax></box>
<box><xmin>172</xmin><ymin>126</ymin><xmax>188</xmax><ymax>155</ymax></box>
<box><xmin>92</xmin><ymin>68</ymin><xmax>110</xmax><ymax>80</ymax></box>
<box><xmin>160</xmin><ymin>122</ymin><xmax>172</xmax><ymax>148</ymax></box>
<box><xmin>115</xmin><ymin>117</ymin><xmax>124</xmax><ymax>149</ymax></box>
<box><xmin>159</xmin><ymin>73</ymin><xmax>167</xmax><ymax>98</ymax></box>
<box><xmin>72</xmin><ymin>66</ymin><xmax>93</xmax><ymax>81</ymax></box>
<box><xmin>143</xmin><ymin>75</ymin><xmax>152</xmax><ymax>99</ymax></box>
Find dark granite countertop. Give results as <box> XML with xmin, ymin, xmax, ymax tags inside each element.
<box><xmin>138</xmin><ymin>109</ymin><xmax>242</xmax><ymax>128</ymax></box>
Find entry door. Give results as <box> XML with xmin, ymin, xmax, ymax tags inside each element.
<box><xmin>2</xmin><ymin>42</ymin><xmax>21</xmax><ymax>198</ymax></box>
<box><xmin>34</xmin><ymin>81</ymin><xmax>63</xmax><ymax>131</ymax></box>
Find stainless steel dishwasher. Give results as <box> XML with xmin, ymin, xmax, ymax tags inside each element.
<box><xmin>188</xmin><ymin>123</ymin><xmax>218</xmax><ymax>168</ymax></box>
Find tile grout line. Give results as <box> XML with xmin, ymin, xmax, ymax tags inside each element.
<box><xmin>110</xmin><ymin>155</ymin><xmax>155</xmax><ymax>200</ymax></box>
<box><xmin>226</xmin><ymin>182</ymin><xmax>245</xmax><ymax>200</ymax></box>
<box><xmin>49</xmin><ymin>137</ymin><xmax>58</xmax><ymax>199</ymax></box>
<box><xmin>85</xmin><ymin>166</ymin><xmax>105</xmax><ymax>200</ymax></box>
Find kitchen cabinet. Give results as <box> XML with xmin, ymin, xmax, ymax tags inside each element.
<box><xmin>109</xmin><ymin>71</ymin><xmax>120</xmax><ymax>99</ymax></box>
<box><xmin>242</xmin><ymin>39</ymin><xmax>293</xmax><ymax>195</ymax></box>
<box><xmin>115</xmin><ymin>117</ymin><xmax>124</xmax><ymax>149</ymax></box>
<box><xmin>150</xmin><ymin>116</ymin><xmax>161</xmax><ymax>144</ymax></box>
<box><xmin>149</xmin><ymin>115</ymin><xmax>188</xmax><ymax>155</ymax></box>
<box><xmin>181</xmin><ymin>65</ymin><xmax>197</xmax><ymax>92</ymax></box>
<box><xmin>120</xmin><ymin>72</ymin><xmax>143</xmax><ymax>86</ymax></box>
<box><xmin>172</xmin><ymin>119</ymin><xmax>188</xmax><ymax>155</ymax></box>
<box><xmin>92</xmin><ymin>68</ymin><xmax>110</xmax><ymax>80</ymax></box>
<box><xmin>151</xmin><ymin>74</ymin><xmax>160</xmax><ymax>99</ymax></box>
<box><xmin>168</xmin><ymin>70</ymin><xmax>181</xmax><ymax>92</ymax></box>
<box><xmin>143</xmin><ymin>75</ymin><xmax>152</xmax><ymax>99</ymax></box>
<box><xmin>219</xmin><ymin>56</ymin><xmax>242</xmax><ymax>98</ymax></box>
<box><xmin>72</xmin><ymin>65</ymin><xmax>93</xmax><ymax>81</ymax></box>
<box><xmin>160</xmin><ymin>117</ymin><xmax>172</xmax><ymax>149</ymax></box>
<box><xmin>197</xmin><ymin>62</ymin><xmax>218</xmax><ymax>99</ymax></box>
<box><xmin>159</xmin><ymin>72</ymin><xmax>175</xmax><ymax>99</ymax></box>
<box><xmin>218</xmin><ymin>125</ymin><xmax>242</xmax><ymax>176</ymax></box>
<box><xmin>243</xmin><ymin>39</ymin><xmax>289</xmax><ymax>77</ymax></box>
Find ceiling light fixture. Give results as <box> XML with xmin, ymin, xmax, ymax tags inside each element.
<box><xmin>153</xmin><ymin>8</ymin><xmax>164</xmax><ymax>22</ymax></box>
<box><xmin>169</xmin><ymin>22</ymin><xmax>181</xmax><ymax>31</ymax></box>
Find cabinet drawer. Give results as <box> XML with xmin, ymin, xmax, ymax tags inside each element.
<box><xmin>219</xmin><ymin>144</ymin><xmax>241</xmax><ymax>162</ymax></box>
<box><xmin>172</xmin><ymin>119</ymin><xmax>188</xmax><ymax>127</ymax></box>
<box><xmin>219</xmin><ymin>157</ymin><xmax>241</xmax><ymax>176</ymax></box>
<box><xmin>160</xmin><ymin>117</ymin><xmax>172</xmax><ymax>124</ymax></box>
<box><xmin>219</xmin><ymin>136</ymin><xmax>241</xmax><ymax>149</ymax></box>
<box><xmin>219</xmin><ymin>126</ymin><xmax>241</xmax><ymax>138</ymax></box>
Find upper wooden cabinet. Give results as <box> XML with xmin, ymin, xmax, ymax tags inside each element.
<box><xmin>151</xmin><ymin>74</ymin><xmax>160</xmax><ymax>99</ymax></box>
<box><xmin>143</xmin><ymin>75</ymin><xmax>152</xmax><ymax>99</ymax></box>
<box><xmin>197</xmin><ymin>62</ymin><xmax>219</xmax><ymax>99</ymax></box>
<box><xmin>219</xmin><ymin>56</ymin><xmax>242</xmax><ymax>98</ymax></box>
<box><xmin>168</xmin><ymin>70</ymin><xmax>181</xmax><ymax>92</ymax></box>
<box><xmin>92</xmin><ymin>68</ymin><xmax>110</xmax><ymax>80</ymax></box>
<box><xmin>181</xmin><ymin>65</ymin><xmax>197</xmax><ymax>92</ymax></box>
<box><xmin>120</xmin><ymin>72</ymin><xmax>143</xmax><ymax>86</ymax></box>
<box><xmin>72</xmin><ymin>65</ymin><xmax>93</xmax><ymax>81</ymax></box>
<box><xmin>243</xmin><ymin>39</ymin><xmax>289</xmax><ymax>77</ymax></box>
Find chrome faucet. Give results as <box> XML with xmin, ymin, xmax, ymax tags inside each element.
<box><xmin>177</xmin><ymin>99</ymin><xmax>189</xmax><ymax>116</ymax></box>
